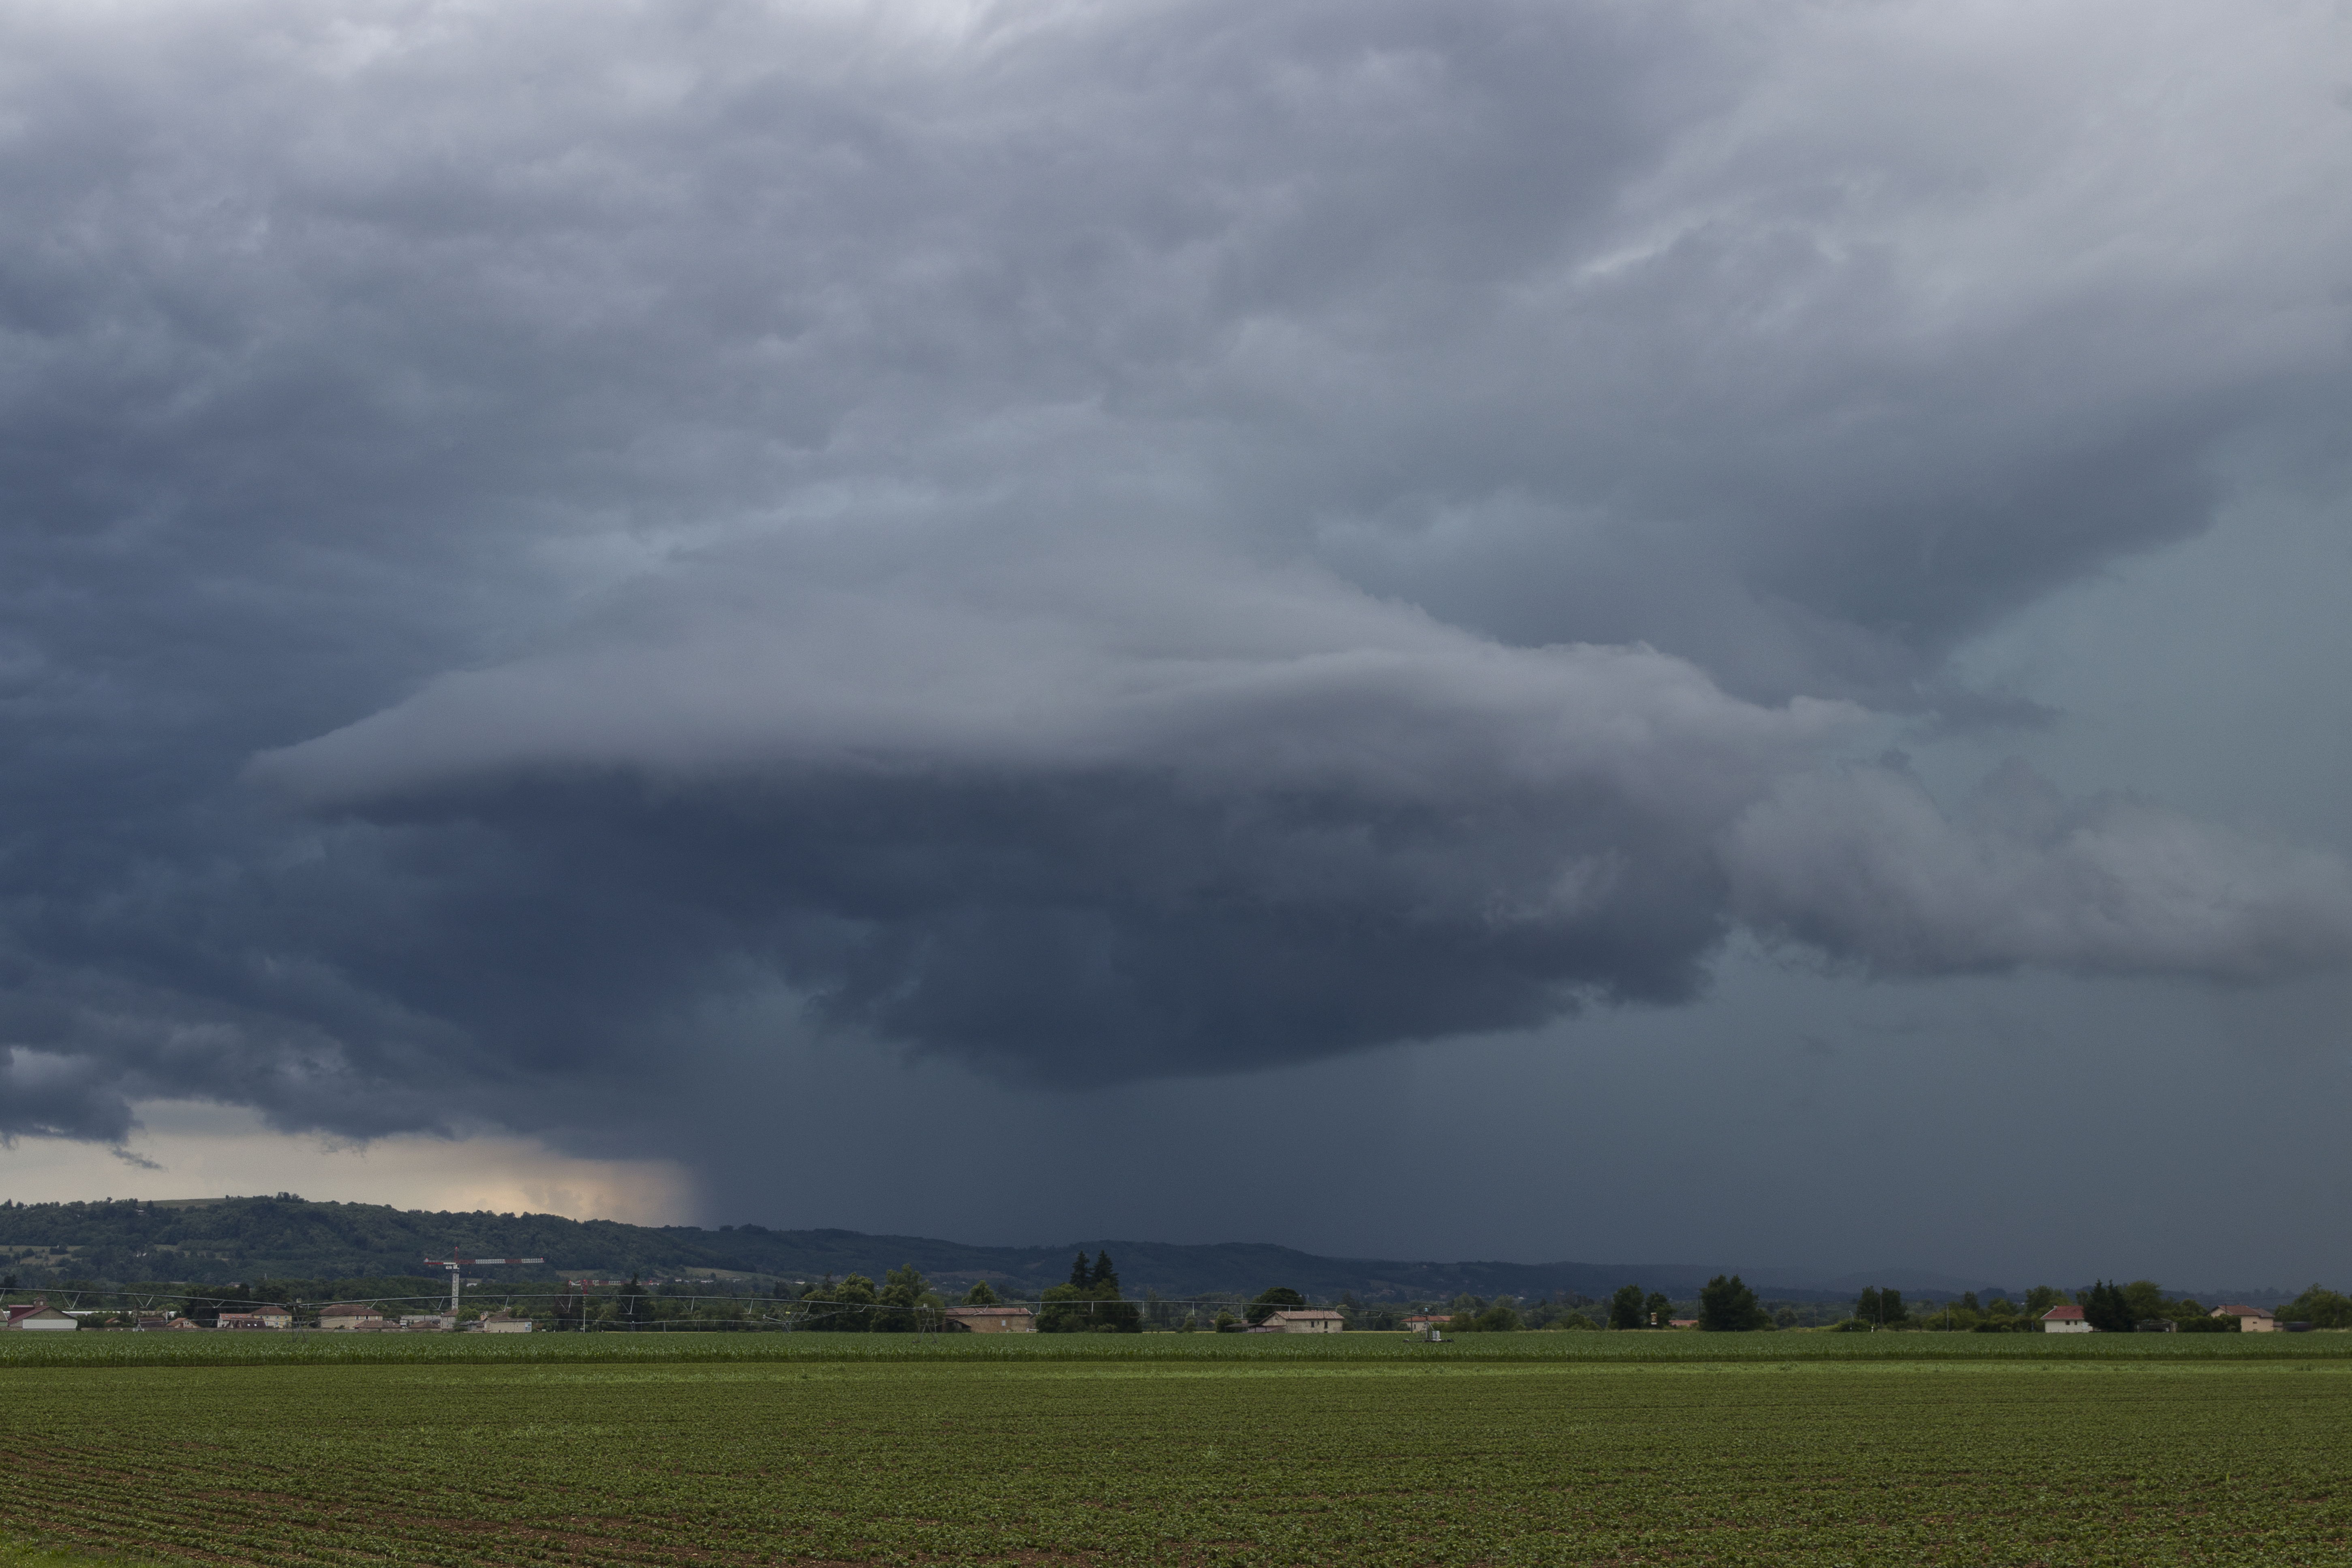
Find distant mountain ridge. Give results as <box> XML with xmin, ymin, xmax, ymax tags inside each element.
<box><xmin>0</xmin><ymin>1195</ymin><xmax>2035</xmax><ymax>1302</ymax></box>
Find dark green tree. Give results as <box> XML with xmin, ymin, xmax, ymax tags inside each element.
<box><xmin>963</xmin><ymin>1279</ymin><xmax>1000</xmax><ymax>1305</ymax></box>
<box><xmin>872</xmin><ymin>1263</ymin><xmax>935</xmax><ymax>1332</ymax></box>
<box><xmin>1854</xmin><ymin>1287</ymin><xmax>1906</xmax><ymax>1326</ymax></box>
<box><xmin>1644</xmin><ymin>1291</ymin><xmax>1674</xmax><ymax>1328</ymax></box>
<box><xmin>2080</xmin><ymin>1280</ymin><xmax>2134</xmax><ymax>1334</ymax></box>
<box><xmin>1038</xmin><ymin>1260</ymin><xmax>1142</xmax><ymax>1333</ymax></box>
<box><xmin>2023</xmin><ymin>1284</ymin><xmax>2066</xmax><ymax>1318</ymax></box>
<box><xmin>1697</xmin><ymin>1274</ymin><xmax>1770</xmax><ymax>1331</ymax></box>
<box><xmin>1247</xmin><ymin>1286</ymin><xmax>1307</xmax><ymax>1326</ymax></box>
<box><xmin>1608</xmin><ymin>1284</ymin><xmax>1645</xmax><ymax>1330</ymax></box>
<box><xmin>2278</xmin><ymin>1286</ymin><xmax>2352</xmax><ymax>1329</ymax></box>
<box><xmin>800</xmin><ymin>1273</ymin><xmax>877</xmax><ymax>1331</ymax></box>
<box><xmin>2121</xmin><ymin>1280</ymin><xmax>2167</xmax><ymax>1324</ymax></box>
<box><xmin>1068</xmin><ymin>1250</ymin><xmax>1094</xmax><ymax>1290</ymax></box>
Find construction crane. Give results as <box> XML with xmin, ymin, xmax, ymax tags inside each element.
<box><xmin>422</xmin><ymin>1255</ymin><xmax>544</xmax><ymax>1320</ymax></box>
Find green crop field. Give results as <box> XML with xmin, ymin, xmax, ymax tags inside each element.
<box><xmin>3</xmin><ymin>1337</ymin><xmax>2349</xmax><ymax>1566</ymax></box>
<box><xmin>6</xmin><ymin>1327</ymin><xmax>2350</xmax><ymax>1369</ymax></box>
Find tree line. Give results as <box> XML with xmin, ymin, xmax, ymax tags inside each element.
<box><xmin>1837</xmin><ymin>1280</ymin><xmax>2352</xmax><ymax>1333</ymax></box>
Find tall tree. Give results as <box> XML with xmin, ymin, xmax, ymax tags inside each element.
<box><xmin>1698</xmin><ymin>1274</ymin><xmax>1769</xmax><ymax>1331</ymax></box>
<box><xmin>1608</xmin><ymin>1284</ymin><xmax>1646</xmax><ymax>1330</ymax></box>
<box><xmin>1068</xmin><ymin>1250</ymin><xmax>1094</xmax><ymax>1290</ymax></box>
<box><xmin>1093</xmin><ymin>1251</ymin><xmax>1119</xmax><ymax>1294</ymax></box>
<box><xmin>1644</xmin><ymin>1291</ymin><xmax>1674</xmax><ymax>1328</ymax></box>
<box><xmin>2080</xmin><ymin>1280</ymin><xmax>2135</xmax><ymax>1334</ymax></box>
<box><xmin>963</xmin><ymin>1279</ymin><xmax>1000</xmax><ymax>1305</ymax></box>
<box><xmin>2278</xmin><ymin>1286</ymin><xmax>2352</xmax><ymax>1329</ymax></box>
<box><xmin>872</xmin><ymin>1263</ymin><xmax>935</xmax><ymax>1332</ymax></box>
<box><xmin>1038</xmin><ymin>1258</ymin><xmax>1142</xmax><ymax>1333</ymax></box>
<box><xmin>1247</xmin><ymin>1286</ymin><xmax>1307</xmax><ymax>1325</ymax></box>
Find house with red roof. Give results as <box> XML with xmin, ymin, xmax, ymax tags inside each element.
<box><xmin>4</xmin><ymin>1301</ymin><xmax>78</xmax><ymax>1331</ymax></box>
<box><xmin>2040</xmin><ymin>1303</ymin><xmax>2093</xmax><ymax>1333</ymax></box>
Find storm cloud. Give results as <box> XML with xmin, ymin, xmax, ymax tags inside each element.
<box><xmin>3</xmin><ymin>0</ymin><xmax>2351</xmax><ymax>1150</ymax></box>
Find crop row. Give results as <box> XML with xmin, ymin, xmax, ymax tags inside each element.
<box><xmin>6</xmin><ymin>1327</ymin><xmax>2351</xmax><ymax>1370</ymax></box>
<box><xmin>2</xmin><ymin>1359</ymin><xmax>2349</xmax><ymax>1565</ymax></box>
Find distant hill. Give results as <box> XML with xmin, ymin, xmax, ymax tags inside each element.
<box><xmin>0</xmin><ymin>1195</ymin><xmax>1917</xmax><ymax>1302</ymax></box>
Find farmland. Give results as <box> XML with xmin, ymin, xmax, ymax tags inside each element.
<box><xmin>3</xmin><ymin>1341</ymin><xmax>2349</xmax><ymax>1566</ymax></box>
<box><xmin>4</xmin><ymin>1325</ymin><xmax>2352</xmax><ymax>1368</ymax></box>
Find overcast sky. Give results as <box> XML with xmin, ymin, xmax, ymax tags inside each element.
<box><xmin>2</xmin><ymin>0</ymin><xmax>2348</xmax><ymax>1292</ymax></box>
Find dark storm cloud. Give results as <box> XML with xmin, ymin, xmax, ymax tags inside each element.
<box><xmin>4</xmin><ymin>0</ymin><xmax>2351</xmax><ymax>1142</ymax></box>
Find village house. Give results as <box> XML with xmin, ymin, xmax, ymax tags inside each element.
<box><xmin>3</xmin><ymin>1301</ymin><xmax>78</xmax><ymax>1331</ymax></box>
<box><xmin>215</xmin><ymin>1304</ymin><xmax>292</xmax><ymax>1330</ymax></box>
<box><xmin>2212</xmin><ymin>1305</ymin><xmax>2275</xmax><ymax>1333</ymax></box>
<box><xmin>1260</xmin><ymin>1309</ymin><xmax>1346</xmax><ymax>1334</ymax></box>
<box><xmin>2040</xmin><ymin>1304</ymin><xmax>2093</xmax><ymax>1333</ymax></box>
<box><xmin>944</xmin><ymin>1305</ymin><xmax>1036</xmax><ymax>1334</ymax></box>
<box><xmin>471</xmin><ymin>1310</ymin><xmax>533</xmax><ymax>1333</ymax></box>
<box><xmin>317</xmin><ymin>1303</ymin><xmax>386</xmax><ymax>1331</ymax></box>
<box><xmin>1402</xmin><ymin>1314</ymin><xmax>1449</xmax><ymax>1333</ymax></box>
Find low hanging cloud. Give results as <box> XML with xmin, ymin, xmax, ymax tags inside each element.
<box><xmin>250</xmin><ymin>537</ymin><xmax>2352</xmax><ymax>1086</ymax></box>
<box><xmin>1727</xmin><ymin>760</ymin><xmax>2352</xmax><ymax>982</ymax></box>
<box><xmin>3</xmin><ymin>0</ymin><xmax>2352</xmax><ymax>1143</ymax></box>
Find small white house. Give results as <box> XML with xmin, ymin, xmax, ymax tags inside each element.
<box><xmin>1261</xmin><ymin>1309</ymin><xmax>1346</xmax><ymax>1334</ymax></box>
<box><xmin>2040</xmin><ymin>1304</ymin><xmax>2094</xmax><ymax>1333</ymax></box>
<box><xmin>2212</xmin><ymin>1305</ymin><xmax>2276</xmax><ymax>1333</ymax></box>
<box><xmin>472</xmin><ymin>1310</ymin><xmax>533</xmax><ymax>1333</ymax></box>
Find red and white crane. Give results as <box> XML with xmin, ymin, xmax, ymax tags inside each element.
<box><xmin>422</xmin><ymin>1255</ymin><xmax>544</xmax><ymax>1318</ymax></box>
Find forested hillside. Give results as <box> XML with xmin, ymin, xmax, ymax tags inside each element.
<box><xmin>0</xmin><ymin>1196</ymin><xmax>1860</xmax><ymax>1300</ymax></box>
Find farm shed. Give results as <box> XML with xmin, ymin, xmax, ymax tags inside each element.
<box><xmin>2040</xmin><ymin>1305</ymin><xmax>2093</xmax><ymax>1333</ymax></box>
<box><xmin>3</xmin><ymin>1302</ymin><xmax>77</xmax><ymax>1331</ymax></box>
<box><xmin>1260</xmin><ymin>1309</ymin><xmax>1346</xmax><ymax>1333</ymax></box>
<box><xmin>317</xmin><ymin>1303</ymin><xmax>386</xmax><ymax>1330</ymax></box>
